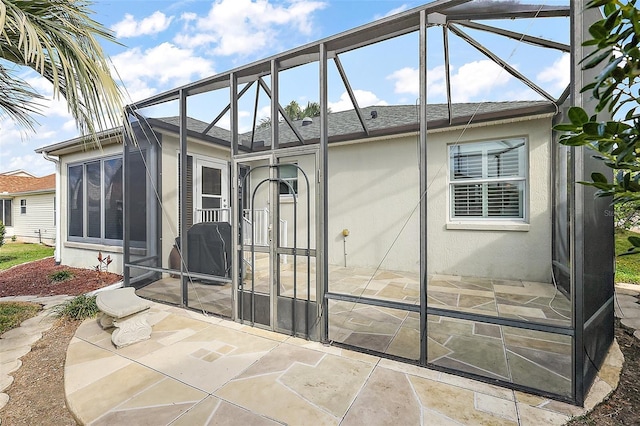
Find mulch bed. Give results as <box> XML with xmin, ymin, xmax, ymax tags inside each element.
<box><xmin>0</xmin><ymin>257</ymin><xmax>122</xmax><ymax>297</ymax></box>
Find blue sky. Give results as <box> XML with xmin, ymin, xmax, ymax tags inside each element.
<box><xmin>0</xmin><ymin>0</ymin><xmax>570</xmax><ymax>176</ymax></box>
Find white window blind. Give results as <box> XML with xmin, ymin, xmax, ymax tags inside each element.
<box><xmin>449</xmin><ymin>139</ymin><xmax>526</xmax><ymax>219</ymax></box>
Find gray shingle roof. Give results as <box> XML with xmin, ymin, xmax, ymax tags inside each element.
<box><xmin>241</xmin><ymin>101</ymin><xmax>553</xmax><ymax>147</ymax></box>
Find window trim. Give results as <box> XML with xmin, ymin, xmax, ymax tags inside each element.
<box><xmin>0</xmin><ymin>199</ymin><xmax>12</xmax><ymax>226</ymax></box>
<box><xmin>447</xmin><ymin>137</ymin><xmax>528</xmax><ymax>226</ymax></box>
<box><xmin>67</xmin><ymin>154</ymin><xmax>124</xmax><ymax>246</ymax></box>
<box><xmin>278</xmin><ymin>162</ymin><xmax>298</xmax><ymax>201</ymax></box>
<box><xmin>20</xmin><ymin>199</ymin><xmax>26</xmax><ymax>215</ymax></box>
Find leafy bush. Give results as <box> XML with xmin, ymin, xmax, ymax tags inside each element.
<box><xmin>0</xmin><ymin>220</ymin><xmax>5</xmax><ymax>247</ymax></box>
<box><xmin>48</xmin><ymin>269</ymin><xmax>74</xmax><ymax>282</ymax></box>
<box><xmin>53</xmin><ymin>294</ymin><xmax>99</xmax><ymax>320</ymax></box>
<box><xmin>554</xmin><ymin>1</ymin><xmax>640</xmax><ymax>252</ymax></box>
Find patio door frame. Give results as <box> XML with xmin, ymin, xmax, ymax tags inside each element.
<box><xmin>232</xmin><ymin>145</ymin><xmax>321</xmax><ymax>339</ymax></box>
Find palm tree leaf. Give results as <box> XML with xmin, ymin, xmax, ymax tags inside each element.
<box><xmin>0</xmin><ymin>64</ymin><xmax>42</xmax><ymax>130</ymax></box>
<box><xmin>0</xmin><ymin>0</ymin><xmax>125</xmax><ymax>144</ymax></box>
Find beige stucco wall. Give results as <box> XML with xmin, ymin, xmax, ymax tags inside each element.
<box><xmin>425</xmin><ymin>116</ymin><xmax>552</xmax><ymax>282</ymax></box>
<box><xmin>54</xmin><ymin>114</ymin><xmax>553</xmax><ymax>283</ymax></box>
<box><xmin>159</xmin><ymin>134</ymin><xmax>231</xmax><ymax>268</ymax></box>
<box><xmin>326</xmin><ymin>115</ymin><xmax>553</xmax><ymax>283</ymax></box>
<box><xmin>327</xmin><ymin>135</ymin><xmax>421</xmax><ymax>273</ymax></box>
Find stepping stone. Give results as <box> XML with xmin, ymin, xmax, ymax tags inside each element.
<box><xmin>0</xmin><ymin>360</ymin><xmax>21</xmax><ymax>375</ymax></box>
<box><xmin>0</xmin><ymin>334</ymin><xmax>40</xmax><ymax>351</ymax></box>
<box><xmin>0</xmin><ymin>375</ymin><xmax>13</xmax><ymax>393</ymax></box>
<box><xmin>615</xmin><ymin>306</ymin><xmax>640</xmax><ymax>319</ymax></box>
<box><xmin>0</xmin><ymin>346</ymin><xmax>31</xmax><ymax>363</ymax></box>
<box><xmin>614</xmin><ymin>294</ymin><xmax>639</xmax><ymax>304</ymax></box>
<box><xmin>620</xmin><ymin>318</ymin><xmax>640</xmax><ymax>330</ymax></box>
<box><xmin>0</xmin><ymin>327</ymin><xmax>44</xmax><ymax>340</ymax></box>
<box><xmin>0</xmin><ymin>392</ymin><xmax>8</xmax><ymax>411</ymax></box>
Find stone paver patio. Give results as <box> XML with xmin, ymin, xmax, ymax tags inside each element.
<box><xmin>64</xmin><ymin>298</ymin><xmax>623</xmax><ymax>425</ymax></box>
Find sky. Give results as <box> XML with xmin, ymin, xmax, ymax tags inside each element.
<box><xmin>0</xmin><ymin>0</ymin><xmax>571</xmax><ymax>176</ymax></box>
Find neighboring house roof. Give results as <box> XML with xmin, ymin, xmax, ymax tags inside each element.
<box><xmin>0</xmin><ymin>169</ymin><xmax>36</xmax><ymax>178</ymax></box>
<box><xmin>36</xmin><ymin>100</ymin><xmax>555</xmax><ymax>155</ymax></box>
<box><xmin>0</xmin><ymin>173</ymin><xmax>55</xmax><ymax>196</ymax></box>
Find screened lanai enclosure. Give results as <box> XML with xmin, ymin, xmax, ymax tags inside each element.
<box><xmin>121</xmin><ymin>0</ymin><xmax>613</xmax><ymax>405</ymax></box>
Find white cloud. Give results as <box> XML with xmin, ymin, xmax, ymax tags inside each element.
<box><xmin>387</xmin><ymin>60</ymin><xmax>515</xmax><ymax>103</ymax></box>
<box><xmin>375</xmin><ymin>4</ymin><xmax>409</xmax><ymax>20</ymax></box>
<box><xmin>387</xmin><ymin>67</ymin><xmax>419</xmax><ymax>96</ymax></box>
<box><xmin>174</xmin><ymin>0</ymin><xmax>327</xmax><ymax>56</ymax></box>
<box><xmin>329</xmin><ymin>90</ymin><xmax>388</xmax><ymax>112</ymax></box>
<box><xmin>111</xmin><ymin>42</ymin><xmax>215</xmax><ymax>101</ymax></box>
<box><xmin>111</xmin><ymin>11</ymin><xmax>173</xmax><ymax>38</ymax></box>
<box><xmin>537</xmin><ymin>53</ymin><xmax>570</xmax><ymax>91</ymax></box>
<box><xmin>4</xmin><ymin>154</ymin><xmax>54</xmax><ymax>176</ymax></box>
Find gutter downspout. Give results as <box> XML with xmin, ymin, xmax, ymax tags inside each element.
<box><xmin>41</xmin><ymin>151</ymin><xmax>61</xmax><ymax>264</ymax></box>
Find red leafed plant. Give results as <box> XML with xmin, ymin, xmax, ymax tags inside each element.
<box><xmin>95</xmin><ymin>251</ymin><xmax>113</xmax><ymax>273</ymax></box>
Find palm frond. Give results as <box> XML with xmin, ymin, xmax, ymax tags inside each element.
<box><xmin>0</xmin><ymin>0</ymin><xmax>125</xmax><ymax>143</ymax></box>
<box><xmin>0</xmin><ymin>64</ymin><xmax>43</xmax><ymax>130</ymax></box>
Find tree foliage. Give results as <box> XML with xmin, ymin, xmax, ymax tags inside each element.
<box><xmin>0</xmin><ymin>0</ymin><xmax>123</xmax><ymax>140</ymax></box>
<box><xmin>555</xmin><ymin>0</ymin><xmax>640</xmax><ymax>253</ymax></box>
<box><xmin>257</xmin><ymin>100</ymin><xmax>324</xmax><ymax>129</ymax></box>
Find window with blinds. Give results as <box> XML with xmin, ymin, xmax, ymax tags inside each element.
<box><xmin>449</xmin><ymin>139</ymin><xmax>526</xmax><ymax>219</ymax></box>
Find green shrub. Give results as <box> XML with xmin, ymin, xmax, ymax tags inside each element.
<box><xmin>0</xmin><ymin>220</ymin><xmax>5</xmax><ymax>247</ymax></box>
<box><xmin>48</xmin><ymin>269</ymin><xmax>74</xmax><ymax>282</ymax></box>
<box><xmin>10</xmin><ymin>235</ymin><xmax>16</xmax><ymax>242</ymax></box>
<box><xmin>53</xmin><ymin>294</ymin><xmax>99</xmax><ymax>320</ymax></box>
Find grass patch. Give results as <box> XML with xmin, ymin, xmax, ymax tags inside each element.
<box><xmin>48</xmin><ymin>270</ymin><xmax>74</xmax><ymax>282</ymax></box>
<box><xmin>0</xmin><ymin>302</ymin><xmax>41</xmax><ymax>334</ymax></box>
<box><xmin>616</xmin><ymin>229</ymin><xmax>640</xmax><ymax>284</ymax></box>
<box><xmin>0</xmin><ymin>243</ymin><xmax>54</xmax><ymax>271</ymax></box>
<box><xmin>53</xmin><ymin>295</ymin><xmax>99</xmax><ymax>320</ymax></box>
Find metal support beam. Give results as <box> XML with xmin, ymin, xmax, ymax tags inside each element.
<box><xmin>333</xmin><ymin>55</ymin><xmax>369</xmax><ymax>135</ymax></box>
<box><xmin>230</xmin><ymin>72</ymin><xmax>239</xmax><ymax>321</ymax></box>
<box><xmin>319</xmin><ymin>42</ymin><xmax>329</xmax><ymax>343</ymax></box>
<box><xmin>443</xmin><ymin>26</ymin><xmax>453</xmax><ymax>125</ymax></box>
<box><xmin>202</xmin><ymin>81</ymin><xmax>254</xmax><ymax>135</ymax></box>
<box><xmin>271</xmin><ymin>60</ymin><xmax>279</xmax><ymax>150</ymax></box>
<box><xmin>258</xmin><ymin>78</ymin><xmax>307</xmax><ymax>146</ymax></box>
<box><xmin>455</xmin><ymin>20</ymin><xmax>570</xmax><ymax>52</ymax></box>
<box><xmin>419</xmin><ymin>10</ymin><xmax>428</xmax><ymax>366</ymax></box>
<box><xmin>448</xmin><ymin>24</ymin><xmax>557</xmax><ymax>102</ymax></box>
<box><xmin>179</xmin><ymin>89</ymin><xmax>188</xmax><ymax>307</ymax></box>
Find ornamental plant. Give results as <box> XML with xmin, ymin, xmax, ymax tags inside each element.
<box><xmin>555</xmin><ymin>0</ymin><xmax>640</xmax><ymax>253</ymax></box>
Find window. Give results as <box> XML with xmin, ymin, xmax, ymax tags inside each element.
<box><xmin>0</xmin><ymin>199</ymin><xmax>11</xmax><ymax>226</ymax></box>
<box><xmin>20</xmin><ymin>199</ymin><xmax>26</xmax><ymax>214</ymax></box>
<box><xmin>278</xmin><ymin>163</ymin><xmax>298</xmax><ymax>197</ymax></box>
<box><xmin>68</xmin><ymin>156</ymin><xmax>123</xmax><ymax>243</ymax></box>
<box><xmin>449</xmin><ymin>138</ymin><xmax>526</xmax><ymax>220</ymax></box>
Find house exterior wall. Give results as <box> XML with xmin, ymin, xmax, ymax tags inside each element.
<box><xmin>327</xmin><ymin>135</ymin><xmax>421</xmax><ymax>273</ymax></box>
<box><xmin>53</xmin><ymin>115</ymin><xmax>552</xmax><ymax>284</ymax></box>
<box><xmin>58</xmin><ymin>143</ymin><xmax>125</xmax><ymax>272</ymax></box>
<box><xmin>426</xmin><ymin>116</ymin><xmax>552</xmax><ymax>282</ymax></box>
<box><xmin>9</xmin><ymin>192</ymin><xmax>55</xmax><ymax>245</ymax></box>
<box><xmin>159</xmin><ymin>135</ymin><xmax>231</xmax><ymax>268</ymax></box>
<box><xmin>326</xmin><ymin>115</ymin><xmax>552</xmax><ymax>283</ymax></box>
